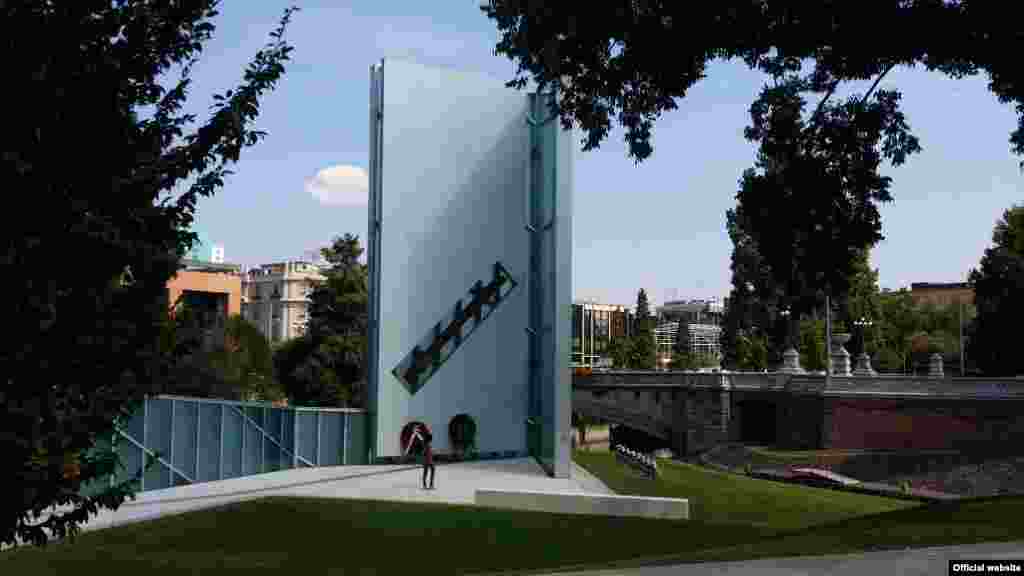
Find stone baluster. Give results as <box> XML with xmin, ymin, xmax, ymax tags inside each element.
<box><xmin>831</xmin><ymin>334</ymin><xmax>852</xmax><ymax>376</ymax></box>
<box><xmin>928</xmin><ymin>353</ymin><xmax>944</xmax><ymax>378</ymax></box>
<box><xmin>779</xmin><ymin>348</ymin><xmax>805</xmax><ymax>374</ymax></box>
<box><xmin>853</xmin><ymin>352</ymin><xmax>877</xmax><ymax>377</ymax></box>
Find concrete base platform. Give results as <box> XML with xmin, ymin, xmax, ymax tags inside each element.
<box><xmin>2</xmin><ymin>458</ymin><xmax>617</xmax><ymax>551</ymax></box>
<box><xmin>475</xmin><ymin>488</ymin><xmax>689</xmax><ymax>520</ymax></box>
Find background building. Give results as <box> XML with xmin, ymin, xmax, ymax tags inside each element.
<box><xmin>241</xmin><ymin>261</ymin><xmax>324</xmax><ymax>344</ymax></box>
<box><xmin>572</xmin><ymin>301</ymin><xmax>632</xmax><ymax>368</ymax></box>
<box><xmin>656</xmin><ymin>298</ymin><xmax>725</xmax><ymax>361</ymax></box>
<box><xmin>185</xmin><ymin>229</ymin><xmax>225</xmax><ymax>264</ymax></box>
<box><xmin>910</xmin><ymin>282</ymin><xmax>974</xmax><ymax>307</ymax></box>
<box><xmin>167</xmin><ymin>259</ymin><xmax>243</xmax><ymax>350</ymax></box>
<box><xmin>653</xmin><ymin>320</ymin><xmax>678</xmax><ymax>366</ymax></box>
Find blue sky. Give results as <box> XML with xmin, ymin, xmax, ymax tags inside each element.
<box><xmin>181</xmin><ymin>1</ymin><xmax>1022</xmax><ymax>308</ymax></box>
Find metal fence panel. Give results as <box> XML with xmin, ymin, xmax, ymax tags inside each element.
<box><xmin>173</xmin><ymin>399</ymin><xmax>198</xmax><ymax>482</ymax></box>
<box><xmin>222</xmin><ymin>406</ymin><xmax>243</xmax><ymax>479</ymax></box>
<box><xmin>81</xmin><ymin>396</ymin><xmax>367</xmax><ymax>497</ymax></box>
<box><xmin>145</xmin><ymin>399</ymin><xmax>172</xmax><ymax>490</ymax></box>
<box><xmin>244</xmin><ymin>413</ymin><xmax>261</xmax><ymax>476</ymax></box>
<box><xmin>281</xmin><ymin>410</ymin><xmax>295</xmax><ymax>467</ymax></box>
<box><xmin>297</xmin><ymin>412</ymin><xmax>318</xmax><ymax>466</ymax></box>
<box><xmin>346</xmin><ymin>413</ymin><xmax>368</xmax><ymax>465</ymax></box>
<box><xmin>198</xmin><ymin>403</ymin><xmax>222</xmax><ymax>482</ymax></box>
<box><xmin>320</xmin><ymin>414</ymin><xmax>343</xmax><ymax>466</ymax></box>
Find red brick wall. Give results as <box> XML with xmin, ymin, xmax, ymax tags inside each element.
<box><xmin>167</xmin><ymin>270</ymin><xmax>241</xmax><ymax>317</ymax></box>
<box><xmin>827</xmin><ymin>398</ymin><xmax>979</xmax><ymax>450</ymax></box>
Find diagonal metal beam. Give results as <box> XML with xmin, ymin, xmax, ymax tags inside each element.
<box><xmin>114</xmin><ymin>426</ymin><xmax>195</xmax><ymax>485</ymax></box>
<box><xmin>230</xmin><ymin>406</ymin><xmax>315</xmax><ymax>469</ymax></box>
<box><xmin>392</xmin><ymin>261</ymin><xmax>519</xmax><ymax>395</ymax></box>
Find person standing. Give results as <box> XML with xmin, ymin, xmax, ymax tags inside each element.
<box><xmin>422</xmin><ymin>430</ymin><xmax>435</xmax><ymax>490</ymax></box>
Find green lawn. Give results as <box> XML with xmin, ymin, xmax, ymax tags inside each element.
<box><xmin>1</xmin><ymin>497</ymin><xmax>766</xmax><ymax>575</ymax></box>
<box><xmin>573</xmin><ymin>451</ymin><xmax>913</xmax><ymax>530</ymax></box>
<box><xmin>4</xmin><ymin>455</ymin><xmax>1024</xmax><ymax>575</ymax></box>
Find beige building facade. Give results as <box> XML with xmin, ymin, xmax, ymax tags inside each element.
<box><xmin>241</xmin><ymin>261</ymin><xmax>326</xmax><ymax>344</ymax></box>
<box><xmin>910</xmin><ymin>282</ymin><xmax>974</xmax><ymax>308</ymax></box>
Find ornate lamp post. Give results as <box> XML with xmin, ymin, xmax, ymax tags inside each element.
<box><xmin>853</xmin><ymin>317</ymin><xmax>874</xmax><ymax>353</ymax></box>
<box><xmin>852</xmin><ymin>316</ymin><xmax>876</xmax><ymax>376</ymax></box>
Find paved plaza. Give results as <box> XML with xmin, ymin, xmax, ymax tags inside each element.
<box><xmin>75</xmin><ymin>458</ymin><xmax>613</xmax><ymax>533</ymax></box>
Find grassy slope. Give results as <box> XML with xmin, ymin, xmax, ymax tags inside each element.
<box><xmin>5</xmin><ymin>454</ymin><xmax>1024</xmax><ymax>575</ymax></box>
<box><xmin>1</xmin><ymin>497</ymin><xmax>766</xmax><ymax>575</ymax></box>
<box><xmin>573</xmin><ymin>451</ymin><xmax>913</xmax><ymax>530</ymax></box>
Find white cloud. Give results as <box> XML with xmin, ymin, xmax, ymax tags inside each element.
<box><xmin>305</xmin><ymin>165</ymin><xmax>368</xmax><ymax>206</ymax></box>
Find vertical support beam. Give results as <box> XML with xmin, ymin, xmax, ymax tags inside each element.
<box><xmin>169</xmin><ymin>399</ymin><xmax>176</xmax><ymax>488</ymax></box>
<box><xmin>260</xmin><ymin>409</ymin><xmax>265</xmax><ymax>474</ymax></box>
<box><xmin>316</xmin><ymin>412</ymin><xmax>322</xmax><ymax>466</ymax></box>
<box><xmin>343</xmin><ymin>413</ymin><xmax>349</xmax><ymax>465</ymax></box>
<box><xmin>292</xmin><ymin>409</ymin><xmax>299</xmax><ymax>468</ymax></box>
<box><xmin>280</xmin><ymin>407</ymin><xmax>286</xmax><ymax>470</ymax></box>
<box><xmin>195</xmin><ymin>400</ymin><xmax>201</xmax><ymax>482</ymax></box>
<box><xmin>241</xmin><ymin>407</ymin><xmax>245</xmax><ymax>476</ymax></box>
<box><xmin>219</xmin><ymin>404</ymin><xmax>225</xmax><ymax>480</ymax></box>
<box><xmin>141</xmin><ymin>397</ymin><xmax>148</xmax><ymax>491</ymax></box>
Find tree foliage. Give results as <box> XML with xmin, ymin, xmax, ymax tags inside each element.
<box><xmin>736</xmin><ymin>72</ymin><xmax>921</xmax><ymax>336</ymax></box>
<box><xmin>606</xmin><ymin>337</ymin><xmax>632</xmax><ymax>369</ymax></box>
<box><xmin>968</xmin><ymin>205</ymin><xmax>1024</xmax><ymax>376</ymax></box>
<box><xmin>671</xmin><ymin>317</ymin><xmax>691</xmax><ymax>369</ymax></box>
<box><xmin>203</xmin><ymin>315</ymin><xmax>281</xmax><ymax>401</ymax></box>
<box><xmin>483</xmin><ymin>1</ymin><xmax>1024</xmax><ymax>166</ymax></box>
<box><xmin>626</xmin><ymin>288</ymin><xmax>657</xmax><ymax>369</ymax></box>
<box><xmin>2</xmin><ymin>2</ymin><xmax>297</xmax><ymax>547</ymax></box>
<box><xmin>274</xmin><ymin>234</ymin><xmax>369</xmax><ymax>407</ymax></box>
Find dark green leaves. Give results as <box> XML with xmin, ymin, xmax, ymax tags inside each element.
<box><xmin>3</xmin><ymin>2</ymin><xmax>298</xmax><ymax>548</ymax></box>
<box><xmin>483</xmin><ymin>2</ymin><xmax>1024</xmax><ymax>166</ymax></box>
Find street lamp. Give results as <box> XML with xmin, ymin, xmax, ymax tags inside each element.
<box><xmin>779</xmin><ymin>307</ymin><xmax>792</xmax><ymax>348</ymax></box>
<box><xmin>853</xmin><ymin>317</ymin><xmax>874</xmax><ymax>354</ymax></box>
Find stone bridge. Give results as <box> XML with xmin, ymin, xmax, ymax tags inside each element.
<box><xmin>572</xmin><ymin>371</ymin><xmax>1024</xmax><ymax>456</ymax></box>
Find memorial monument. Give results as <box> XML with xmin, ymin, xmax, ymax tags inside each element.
<box><xmin>365</xmin><ymin>59</ymin><xmax>574</xmax><ymax>477</ymax></box>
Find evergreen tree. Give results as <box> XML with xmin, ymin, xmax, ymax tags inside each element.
<box><xmin>275</xmin><ymin>234</ymin><xmax>369</xmax><ymax>407</ymax></box>
<box><xmin>968</xmin><ymin>205</ymin><xmax>1024</xmax><ymax>376</ymax></box>
<box><xmin>628</xmin><ymin>288</ymin><xmax>657</xmax><ymax>369</ymax></box>
<box><xmin>672</xmin><ymin>317</ymin><xmax>693</xmax><ymax>369</ymax></box>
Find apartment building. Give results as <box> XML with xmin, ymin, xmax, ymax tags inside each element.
<box><xmin>166</xmin><ymin>259</ymin><xmax>243</xmax><ymax>351</ymax></box>
<box><xmin>910</xmin><ymin>282</ymin><xmax>974</xmax><ymax>308</ymax></box>
<box><xmin>655</xmin><ymin>298</ymin><xmax>725</xmax><ymax>360</ymax></box>
<box><xmin>571</xmin><ymin>300</ymin><xmax>634</xmax><ymax>368</ymax></box>
<box><xmin>241</xmin><ymin>261</ymin><xmax>325</xmax><ymax>344</ymax></box>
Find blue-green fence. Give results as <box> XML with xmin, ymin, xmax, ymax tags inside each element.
<box><xmin>87</xmin><ymin>395</ymin><xmax>369</xmax><ymax>495</ymax></box>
